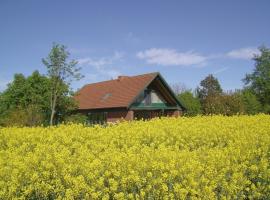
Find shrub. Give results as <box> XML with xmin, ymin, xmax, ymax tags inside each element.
<box><xmin>64</xmin><ymin>113</ymin><xmax>88</xmax><ymax>124</ymax></box>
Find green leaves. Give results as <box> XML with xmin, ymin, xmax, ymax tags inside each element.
<box><xmin>0</xmin><ymin>71</ymin><xmax>77</xmax><ymax>126</ymax></box>
<box><xmin>177</xmin><ymin>91</ymin><xmax>202</xmax><ymax>116</ymax></box>
<box><xmin>244</xmin><ymin>46</ymin><xmax>270</xmax><ymax>113</ymax></box>
<box><xmin>42</xmin><ymin>43</ymin><xmax>83</xmax><ymax>125</ymax></box>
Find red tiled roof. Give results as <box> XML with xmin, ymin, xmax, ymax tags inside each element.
<box><xmin>74</xmin><ymin>72</ymin><xmax>158</xmax><ymax>110</ymax></box>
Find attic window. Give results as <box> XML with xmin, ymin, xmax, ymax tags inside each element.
<box><xmin>101</xmin><ymin>93</ymin><xmax>112</xmax><ymax>101</ymax></box>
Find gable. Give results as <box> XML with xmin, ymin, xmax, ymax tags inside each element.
<box><xmin>129</xmin><ymin>74</ymin><xmax>185</xmax><ymax>110</ymax></box>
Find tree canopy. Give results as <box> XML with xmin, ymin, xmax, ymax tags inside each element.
<box><xmin>177</xmin><ymin>90</ymin><xmax>202</xmax><ymax>116</ymax></box>
<box><xmin>0</xmin><ymin>71</ymin><xmax>76</xmax><ymax>126</ymax></box>
<box><xmin>196</xmin><ymin>74</ymin><xmax>223</xmax><ymax>114</ymax></box>
<box><xmin>244</xmin><ymin>46</ymin><xmax>270</xmax><ymax>113</ymax></box>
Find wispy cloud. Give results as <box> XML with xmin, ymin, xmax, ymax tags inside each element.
<box><xmin>136</xmin><ymin>48</ymin><xmax>207</xmax><ymax>66</ymax></box>
<box><xmin>77</xmin><ymin>51</ymin><xmax>124</xmax><ymax>82</ymax></box>
<box><xmin>78</xmin><ymin>51</ymin><xmax>124</xmax><ymax>69</ymax></box>
<box><xmin>226</xmin><ymin>47</ymin><xmax>260</xmax><ymax>60</ymax></box>
<box><xmin>212</xmin><ymin>67</ymin><xmax>229</xmax><ymax>75</ymax></box>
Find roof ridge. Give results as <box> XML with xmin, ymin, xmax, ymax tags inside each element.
<box><xmin>80</xmin><ymin>72</ymin><xmax>159</xmax><ymax>88</ymax></box>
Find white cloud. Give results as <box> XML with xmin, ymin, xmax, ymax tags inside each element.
<box><xmin>77</xmin><ymin>51</ymin><xmax>123</xmax><ymax>84</ymax></box>
<box><xmin>78</xmin><ymin>51</ymin><xmax>124</xmax><ymax>69</ymax></box>
<box><xmin>136</xmin><ymin>48</ymin><xmax>207</xmax><ymax>66</ymax></box>
<box><xmin>227</xmin><ymin>47</ymin><xmax>260</xmax><ymax>60</ymax></box>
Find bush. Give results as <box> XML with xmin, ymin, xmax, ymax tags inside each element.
<box><xmin>63</xmin><ymin>113</ymin><xmax>88</xmax><ymax>124</ymax></box>
<box><xmin>1</xmin><ymin>105</ymin><xmax>44</xmax><ymax>127</ymax></box>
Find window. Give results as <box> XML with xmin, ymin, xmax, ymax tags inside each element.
<box><xmin>144</xmin><ymin>90</ymin><xmax>151</xmax><ymax>105</ymax></box>
<box><xmin>135</xmin><ymin>89</ymin><xmax>167</xmax><ymax>105</ymax></box>
<box><xmin>151</xmin><ymin>90</ymin><xmax>166</xmax><ymax>103</ymax></box>
<box><xmin>88</xmin><ymin>112</ymin><xmax>107</xmax><ymax>125</ymax></box>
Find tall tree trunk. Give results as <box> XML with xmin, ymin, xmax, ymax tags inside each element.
<box><xmin>50</xmin><ymin>89</ymin><xmax>58</xmax><ymax>126</ymax></box>
<box><xmin>49</xmin><ymin>108</ymin><xmax>55</xmax><ymax>126</ymax></box>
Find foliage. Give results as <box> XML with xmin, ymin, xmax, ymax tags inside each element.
<box><xmin>178</xmin><ymin>90</ymin><xmax>202</xmax><ymax>116</ymax></box>
<box><xmin>0</xmin><ymin>115</ymin><xmax>270</xmax><ymax>199</ymax></box>
<box><xmin>197</xmin><ymin>74</ymin><xmax>223</xmax><ymax>115</ymax></box>
<box><xmin>0</xmin><ymin>71</ymin><xmax>77</xmax><ymax>126</ymax></box>
<box><xmin>64</xmin><ymin>113</ymin><xmax>88</xmax><ymax>124</ymax></box>
<box><xmin>244</xmin><ymin>46</ymin><xmax>270</xmax><ymax>113</ymax></box>
<box><xmin>197</xmin><ymin>74</ymin><xmax>222</xmax><ymax>100</ymax></box>
<box><xmin>42</xmin><ymin>43</ymin><xmax>83</xmax><ymax>125</ymax></box>
<box><xmin>238</xmin><ymin>89</ymin><xmax>262</xmax><ymax>115</ymax></box>
<box><xmin>1</xmin><ymin>105</ymin><xmax>44</xmax><ymax>127</ymax></box>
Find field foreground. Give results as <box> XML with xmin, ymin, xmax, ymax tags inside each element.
<box><xmin>0</xmin><ymin>115</ymin><xmax>270</xmax><ymax>199</ymax></box>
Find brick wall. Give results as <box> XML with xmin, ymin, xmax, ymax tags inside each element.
<box><xmin>77</xmin><ymin>109</ymin><xmax>180</xmax><ymax>123</ymax></box>
<box><xmin>165</xmin><ymin>110</ymin><xmax>181</xmax><ymax>117</ymax></box>
<box><xmin>107</xmin><ymin>110</ymin><xmax>134</xmax><ymax>122</ymax></box>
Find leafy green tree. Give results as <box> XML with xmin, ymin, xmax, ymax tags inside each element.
<box><xmin>238</xmin><ymin>89</ymin><xmax>261</xmax><ymax>114</ymax></box>
<box><xmin>197</xmin><ymin>74</ymin><xmax>223</xmax><ymax>114</ymax></box>
<box><xmin>0</xmin><ymin>71</ymin><xmax>76</xmax><ymax>126</ymax></box>
<box><xmin>0</xmin><ymin>72</ymin><xmax>47</xmax><ymax>126</ymax></box>
<box><xmin>244</xmin><ymin>46</ymin><xmax>270</xmax><ymax>113</ymax></box>
<box><xmin>220</xmin><ymin>92</ymin><xmax>245</xmax><ymax>115</ymax></box>
<box><xmin>42</xmin><ymin>43</ymin><xmax>83</xmax><ymax>125</ymax></box>
<box><xmin>178</xmin><ymin>90</ymin><xmax>202</xmax><ymax>116</ymax></box>
<box><xmin>197</xmin><ymin>74</ymin><xmax>222</xmax><ymax>101</ymax></box>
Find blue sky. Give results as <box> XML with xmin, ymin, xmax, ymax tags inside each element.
<box><xmin>0</xmin><ymin>0</ymin><xmax>269</xmax><ymax>92</ymax></box>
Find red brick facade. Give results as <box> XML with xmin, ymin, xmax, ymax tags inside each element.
<box><xmin>78</xmin><ymin>109</ymin><xmax>180</xmax><ymax>123</ymax></box>
<box><xmin>106</xmin><ymin>110</ymin><xmax>134</xmax><ymax>123</ymax></box>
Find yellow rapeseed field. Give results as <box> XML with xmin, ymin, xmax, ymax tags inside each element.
<box><xmin>0</xmin><ymin>115</ymin><xmax>270</xmax><ymax>199</ymax></box>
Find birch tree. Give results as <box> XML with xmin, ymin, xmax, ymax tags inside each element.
<box><xmin>42</xmin><ymin>43</ymin><xmax>83</xmax><ymax>125</ymax></box>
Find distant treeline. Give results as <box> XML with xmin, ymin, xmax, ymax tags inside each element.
<box><xmin>173</xmin><ymin>46</ymin><xmax>270</xmax><ymax>116</ymax></box>
<box><xmin>0</xmin><ymin>45</ymin><xmax>270</xmax><ymax>126</ymax></box>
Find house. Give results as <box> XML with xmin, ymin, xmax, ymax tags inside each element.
<box><xmin>74</xmin><ymin>72</ymin><xmax>185</xmax><ymax>124</ymax></box>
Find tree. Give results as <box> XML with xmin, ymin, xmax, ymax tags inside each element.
<box><xmin>219</xmin><ymin>92</ymin><xmax>245</xmax><ymax>116</ymax></box>
<box><xmin>0</xmin><ymin>71</ymin><xmax>77</xmax><ymax>126</ymax></box>
<box><xmin>42</xmin><ymin>43</ymin><xmax>83</xmax><ymax>125</ymax></box>
<box><xmin>197</xmin><ymin>74</ymin><xmax>222</xmax><ymax>100</ymax></box>
<box><xmin>178</xmin><ymin>90</ymin><xmax>202</xmax><ymax>116</ymax></box>
<box><xmin>238</xmin><ymin>89</ymin><xmax>261</xmax><ymax>114</ymax></box>
<box><xmin>197</xmin><ymin>74</ymin><xmax>223</xmax><ymax>114</ymax></box>
<box><xmin>0</xmin><ymin>72</ymin><xmax>48</xmax><ymax>126</ymax></box>
<box><xmin>243</xmin><ymin>46</ymin><xmax>270</xmax><ymax>113</ymax></box>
